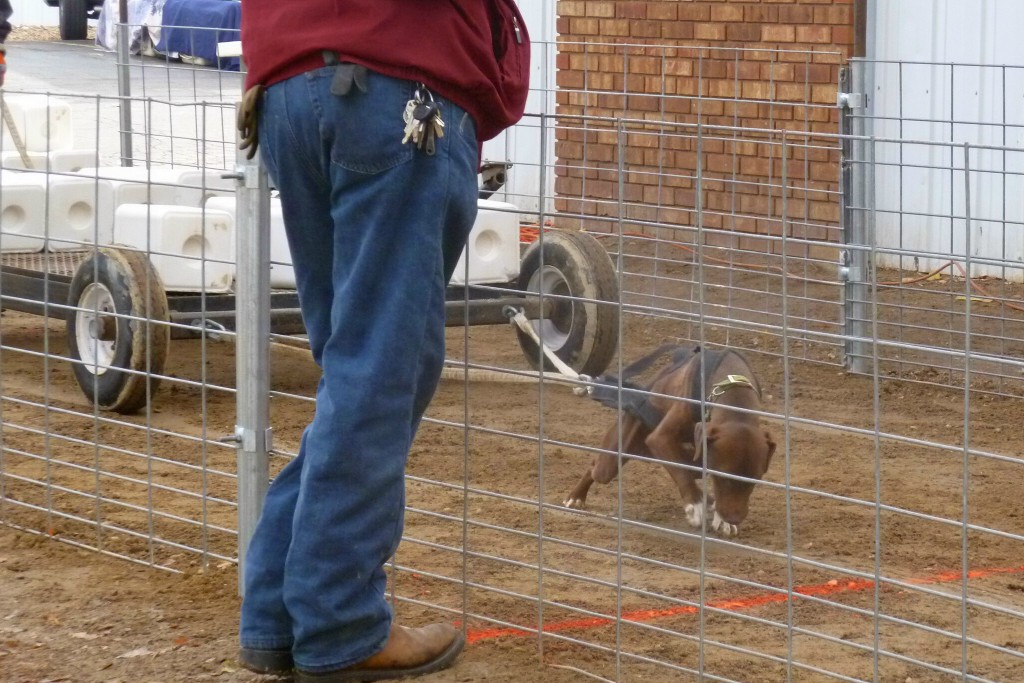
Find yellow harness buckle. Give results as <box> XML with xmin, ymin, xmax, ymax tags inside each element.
<box><xmin>704</xmin><ymin>374</ymin><xmax>759</xmax><ymax>421</ymax></box>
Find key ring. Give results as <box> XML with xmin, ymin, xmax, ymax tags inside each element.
<box><xmin>415</xmin><ymin>84</ymin><xmax>434</xmax><ymax>103</ymax></box>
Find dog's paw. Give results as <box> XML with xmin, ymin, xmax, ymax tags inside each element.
<box><xmin>684</xmin><ymin>502</ymin><xmax>707</xmax><ymax>528</ymax></box>
<box><xmin>563</xmin><ymin>497</ymin><xmax>586</xmax><ymax>510</ymax></box>
<box><xmin>711</xmin><ymin>510</ymin><xmax>738</xmax><ymax>537</ymax></box>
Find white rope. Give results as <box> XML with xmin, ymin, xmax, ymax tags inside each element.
<box><xmin>507</xmin><ymin>309</ymin><xmax>581</xmax><ymax>380</ymax></box>
<box><xmin>507</xmin><ymin>309</ymin><xmax>594</xmax><ymax>396</ymax></box>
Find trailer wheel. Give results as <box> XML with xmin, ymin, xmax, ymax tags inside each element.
<box><xmin>516</xmin><ymin>230</ymin><xmax>619</xmax><ymax>377</ymax></box>
<box><xmin>59</xmin><ymin>0</ymin><xmax>89</xmax><ymax>41</ymax></box>
<box><xmin>66</xmin><ymin>247</ymin><xmax>170</xmax><ymax>413</ymax></box>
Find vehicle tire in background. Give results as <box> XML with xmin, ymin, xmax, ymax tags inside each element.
<box><xmin>515</xmin><ymin>230</ymin><xmax>620</xmax><ymax>377</ymax></box>
<box><xmin>59</xmin><ymin>0</ymin><xmax>88</xmax><ymax>41</ymax></box>
<box><xmin>66</xmin><ymin>247</ymin><xmax>170</xmax><ymax>413</ymax></box>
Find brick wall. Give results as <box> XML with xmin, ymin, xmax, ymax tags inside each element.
<box><xmin>554</xmin><ymin>0</ymin><xmax>855</xmax><ymax>254</ymax></box>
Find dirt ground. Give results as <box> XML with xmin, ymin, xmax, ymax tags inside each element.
<box><xmin>2</xmin><ymin>240</ymin><xmax>1024</xmax><ymax>683</ymax></box>
<box><xmin>3</xmin><ymin>18</ymin><xmax>1022</xmax><ymax>683</ymax></box>
<box><xmin>8</xmin><ymin>26</ymin><xmax>97</xmax><ymax>43</ymax></box>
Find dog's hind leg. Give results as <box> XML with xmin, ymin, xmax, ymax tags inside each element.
<box><xmin>564</xmin><ymin>468</ymin><xmax>596</xmax><ymax>509</ymax></box>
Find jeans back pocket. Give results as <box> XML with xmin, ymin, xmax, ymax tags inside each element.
<box><xmin>317</xmin><ymin>70</ymin><xmax>415</xmax><ymax>175</ymax></box>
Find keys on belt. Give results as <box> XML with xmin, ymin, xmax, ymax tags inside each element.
<box><xmin>236</xmin><ymin>58</ymin><xmax>446</xmax><ymax>160</ymax></box>
<box><xmin>402</xmin><ymin>85</ymin><xmax>445</xmax><ymax>156</ymax></box>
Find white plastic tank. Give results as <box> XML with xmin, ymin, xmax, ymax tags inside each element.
<box><xmin>449</xmin><ymin>199</ymin><xmax>522</xmax><ymax>286</ymax></box>
<box><xmin>113</xmin><ymin>204</ymin><xmax>235</xmax><ymax>293</ymax></box>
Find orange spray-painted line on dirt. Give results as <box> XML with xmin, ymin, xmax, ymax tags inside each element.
<box><xmin>463</xmin><ymin>564</ymin><xmax>1024</xmax><ymax>645</ymax></box>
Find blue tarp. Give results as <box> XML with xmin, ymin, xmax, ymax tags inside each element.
<box><xmin>96</xmin><ymin>0</ymin><xmax>167</xmax><ymax>54</ymax></box>
<box><xmin>156</xmin><ymin>0</ymin><xmax>241</xmax><ymax>71</ymax></box>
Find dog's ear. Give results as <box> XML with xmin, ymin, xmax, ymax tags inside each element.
<box><xmin>692</xmin><ymin>422</ymin><xmax>718</xmax><ymax>462</ymax></box>
<box><xmin>762</xmin><ymin>430</ymin><xmax>777</xmax><ymax>474</ymax></box>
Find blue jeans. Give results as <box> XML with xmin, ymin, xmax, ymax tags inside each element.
<box><xmin>239</xmin><ymin>66</ymin><xmax>479</xmax><ymax>672</ymax></box>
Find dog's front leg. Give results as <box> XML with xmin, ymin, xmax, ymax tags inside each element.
<box><xmin>646</xmin><ymin>419</ymin><xmax>706</xmax><ymax>529</ymax></box>
<box><xmin>710</xmin><ymin>509</ymin><xmax>739</xmax><ymax>538</ymax></box>
<box><xmin>662</xmin><ymin>456</ymin><xmax>709</xmax><ymax>529</ymax></box>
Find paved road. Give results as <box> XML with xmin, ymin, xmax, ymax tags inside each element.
<box><xmin>7</xmin><ymin>39</ymin><xmax>244</xmax><ymax>100</ymax></box>
<box><xmin>4</xmin><ymin>40</ymin><xmax>244</xmax><ymax>168</ymax></box>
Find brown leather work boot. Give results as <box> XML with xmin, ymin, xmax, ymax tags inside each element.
<box><xmin>294</xmin><ymin>623</ymin><xmax>465</xmax><ymax>682</ymax></box>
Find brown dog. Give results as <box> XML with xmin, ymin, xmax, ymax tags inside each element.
<box><xmin>564</xmin><ymin>346</ymin><xmax>775</xmax><ymax>537</ymax></box>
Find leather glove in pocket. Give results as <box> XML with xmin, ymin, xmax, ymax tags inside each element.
<box><xmin>237</xmin><ymin>84</ymin><xmax>264</xmax><ymax>160</ymax></box>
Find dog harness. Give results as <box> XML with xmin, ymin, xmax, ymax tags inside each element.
<box><xmin>586</xmin><ymin>346</ymin><xmax>760</xmax><ymax>430</ymax></box>
<box><xmin>586</xmin><ymin>344</ymin><xmax>691</xmax><ymax>431</ymax></box>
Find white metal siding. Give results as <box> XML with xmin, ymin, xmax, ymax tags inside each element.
<box><xmin>869</xmin><ymin>0</ymin><xmax>1024</xmax><ymax>280</ymax></box>
<box><xmin>481</xmin><ymin>0</ymin><xmax>556</xmax><ymax>216</ymax></box>
<box><xmin>11</xmin><ymin>0</ymin><xmax>60</xmax><ymax>27</ymax></box>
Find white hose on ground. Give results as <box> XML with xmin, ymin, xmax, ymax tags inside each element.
<box><xmin>269</xmin><ymin>337</ymin><xmax>576</xmax><ymax>385</ymax></box>
<box><xmin>439</xmin><ymin>365</ymin><xmax>583</xmax><ymax>385</ymax></box>
<box><xmin>440</xmin><ymin>367</ymin><xmax>537</xmax><ymax>383</ymax></box>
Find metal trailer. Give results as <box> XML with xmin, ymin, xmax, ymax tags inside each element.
<box><xmin>0</xmin><ymin>166</ymin><xmax>621</xmax><ymax>413</ymax></box>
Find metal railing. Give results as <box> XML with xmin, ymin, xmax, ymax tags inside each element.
<box><xmin>1</xmin><ymin>33</ymin><xmax>1022</xmax><ymax>683</ymax></box>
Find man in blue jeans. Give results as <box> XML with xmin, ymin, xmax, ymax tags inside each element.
<box><xmin>235</xmin><ymin>2</ymin><xmax>529</xmax><ymax>681</ymax></box>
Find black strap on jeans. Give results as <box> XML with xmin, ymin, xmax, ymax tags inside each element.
<box><xmin>322</xmin><ymin>51</ymin><xmax>369</xmax><ymax>96</ymax></box>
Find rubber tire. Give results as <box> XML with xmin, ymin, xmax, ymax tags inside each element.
<box><xmin>515</xmin><ymin>230</ymin><xmax>620</xmax><ymax>377</ymax></box>
<box><xmin>59</xmin><ymin>0</ymin><xmax>88</xmax><ymax>41</ymax></box>
<box><xmin>66</xmin><ymin>247</ymin><xmax>170</xmax><ymax>413</ymax></box>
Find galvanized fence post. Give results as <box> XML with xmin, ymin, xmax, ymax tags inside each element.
<box><xmin>115</xmin><ymin>0</ymin><xmax>134</xmax><ymax>167</ymax></box>
<box><xmin>840</xmin><ymin>61</ymin><xmax>871</xmax><ymax>374</ymax></box>
<box><xmin>232</xmin><ymin>120</ymin><xmax>272</xmax><ymax>594</ymax></box>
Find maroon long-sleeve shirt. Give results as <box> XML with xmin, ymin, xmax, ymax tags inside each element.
<box><xmin>239</xmin><ymin>0</ymin><xmax>529</xmax><ymax>143</ymax></box>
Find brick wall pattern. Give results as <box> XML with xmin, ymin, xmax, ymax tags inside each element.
<box><xmin>554</xmin><ymin>0</ymin><xmax>856</xmax><ymax>259</ymax></box>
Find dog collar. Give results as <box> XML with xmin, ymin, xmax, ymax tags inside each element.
<box><xmin>704</xmin><ymin>374</ymin><xmax>759</xmax><ymax>421</ymax></box>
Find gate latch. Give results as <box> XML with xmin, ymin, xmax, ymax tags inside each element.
<box><xmin>837</xmin><ymin>92</ymin><xmax>866</xmax><ymax>109</ymax></box>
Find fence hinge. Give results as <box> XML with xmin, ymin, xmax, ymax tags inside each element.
<box><xmin>837</xmin><ymin>92</ymin><xmax>866</xmax><ymax>110</ymax></box>
<box><xmin>222</xmin><ymin>164</ymin><xmax>262</xmax><ymax>189</ymax></box>
<box><xmin>234</xmin><ymin>426</ymin><xmax>274</xmax><ymax>453</ymax></box>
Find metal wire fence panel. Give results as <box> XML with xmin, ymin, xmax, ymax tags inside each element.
<box><xmin>2</xmin><ymin>34</ymin><xmax>1023</xmax><ymax>683</ymax></box>
<box><xmin>547</xmin><ymin>43</ymin><xmax>847</xmax><ymax>374</ymax></box>
<box><xmin>395</xmin><ymin>44</ymin><xmax>1022</xmax><ymax>683</ymax></box>
<box><xmin>0</xmin><ymin>29</ymin><xmax>244</xmax><ymax>571</ymax></box>
<box><xmin>844</xmin><ymin>58</ymin><xmax>1024</xmax><ymax>397</ymax></box>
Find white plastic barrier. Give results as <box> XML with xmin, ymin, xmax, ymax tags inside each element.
<box><xmin>205</xmin><ymin>196</ymin><xmax>295</xmax><ymax>289</ymax></box>
<box><xmin>203</xmin><ymin>196</ymin><xmax>522</xmax><ymax>290</ymax></box>
<box><xmin>106</xmin><ymin>177</ymin><xmax>184</xmax><ymax>208</ymax></box>
<box><xmin>1</xmin><ymin>170</ymin><xmax>115</xmax><ymax>250</ymax></box>
<box><xmin>113</xmin><ymin>204</ymin><xmax>235</xmax><ymax>293</ymax></box>
<box><xmin>0</xmin><ymin>95</ymin><xmax>74</xmax><ymax>153</ymax></box>
<box><xmin>176</xmin><ymin>170</ymin><xmax>235</xmax><ymax>204</ymax></box>
<box><xmin>0</xmin><ymin>176</ymin><xmax>47</xmax><ymax>252</ymax></box>
<box><xmin>450</xmin><ymin>199</ymin><xmax>522</xmax><ymax>286</ymax></box>
<box><xmin>47</xmin><ymin>175</ymin><xmax>115</xmax><ymax>250</ymax></box>
<box><xmin>0</xmin><ymin>149</ymin><xmax>97</xmax><ymax>173</ymax></box>
<box><xmin>77</xmin><ymin>167</ymin><xmax>234</xmax><ymax>208</ymax></box>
